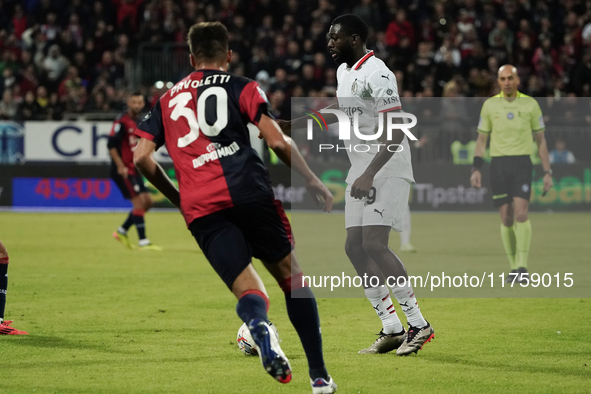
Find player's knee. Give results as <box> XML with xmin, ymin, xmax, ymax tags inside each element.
<box><xmin>501</xmin><ymin>216</ymin><xmax>513</xmax><ymax>227</ymax></box>
<box><xmin>515</xmin><ymin>212</ymin><xmax>528</xmax><ymax>223</ymax></box>
<box><xmin>361</xmin><ymin>237</ymin><xmax>386</xmax><ymax>258</ymax></box>
<box><xmin>345</xmin><ymin>239</ymin><xmax>364</xmax><ymax>260</ymax></box>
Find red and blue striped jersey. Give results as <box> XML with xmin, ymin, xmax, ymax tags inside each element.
<box><xmin>136</xmin><ymin>70</ymin><xmax>275</xmax><ymax>226</ymax></box>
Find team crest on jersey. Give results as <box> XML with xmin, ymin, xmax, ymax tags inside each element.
<box><xmin>206</xmin><ymin>142</ymin><xmax>222</xmax><ymax>152</ymax></box>
<box><xmin>507</xmin><ymin>112</ymin><xmax>514</xmax><ymax>120</ymax></box>
<box><xmin>360</xmin><ymin>84</ymin><xmax>373</xmax><ymax>98</ymax></box>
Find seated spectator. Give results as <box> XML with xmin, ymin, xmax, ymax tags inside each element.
<box><xmin>47</xmin><ymin>92</ymin><xmax>65</xmax><ymax>120</ymax></box>
<box><xmin>549</xmin><ymin>138</ymin><xmax>576</xmax><ymax>164</ymax></box>
<box><xmin>35</xmin><ymin>85</ymin><xmax>50</xmax><ymax>117</ymax></box>
<box><xmin>16</xmin><ymin>91</ymin><xmax>40</xmax><ymax>121</ymax></box>
<box><xmin>0</xmin><ymin>90</ymin><xmax>17</xmax><ymax>120</ymax></box>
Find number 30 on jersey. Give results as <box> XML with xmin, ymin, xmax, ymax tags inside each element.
<box><xmin>169</xmin><ymin>88</ymin><xmax>229</xmax><ymax>148</ymax></box>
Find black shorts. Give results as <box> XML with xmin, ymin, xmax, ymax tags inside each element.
<box><xmin>110</xmin><ymin>166</ymin><xmax>148</xmax><ymax>200</ymax></box>
<box><xmin>490</xmin><ymin>155</ymin><xmax>532</xmax><ymax>207</ymax></box>
<box><xmin>189</xmin><ymin>199</ymin><xmax>294</xmax><ymax>289</ymax></box>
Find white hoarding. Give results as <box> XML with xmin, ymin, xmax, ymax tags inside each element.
<box><xmin>23</xmin><ymin>121</ymin><xmax>263</xmax><ymax>163</ymax></box>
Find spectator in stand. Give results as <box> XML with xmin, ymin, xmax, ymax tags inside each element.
<box><xmin>0</xmin><ymin>90</ymin><xmax>17</xmax><ymax>120</ymax></box>
<box><xmin>66</xmin><ymin>14</ymin><xmax>85</xmax><ymax>49</ymax></box>
<box><xmin>41</xmin><ymin>13</ymin><xmax>61</xmax><ymax>45</ymax></box>
<box><xmin>35</xmin><ymin>85</ymin><xmax>49</xmax><ymax>117</ymax></box>
<box><xmin>386</xmin><ymin>10</ymin><xmax>415</xmax><ymax>49</ymax></box>
<box><xmin>47</xmin><ymin>92</ymin><xmax>65</xmax><ymax>120</ymax></box>
<box><xmin>488</xmin><ymin>20</ymin><xmax>513</xmax><ymax>63</ymax></box>
<box><xmin>16</xmin><ymin>90</ymin><xmax>40</xmax><ymax>121</ymax></box>
<box><xmin>43</xmin><ymin>45</ymin><xmax>70</xmax><ymax>91</ymax></box>
<box><xmin>549</xmin><ymin>138</ymin><xmax>576</xmax><ymax>164</ymax></box>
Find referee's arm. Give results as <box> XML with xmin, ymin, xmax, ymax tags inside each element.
<box><xmin>470</xmin><ymin>132</ymin><xmax>488</xmax><ymax>188</ymax></box>
<box><xmin>534</xmin><ymin>132</ymin><xmax>554</xmax><ymax>192</ymax></box>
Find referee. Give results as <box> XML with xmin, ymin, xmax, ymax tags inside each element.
<box><xmin>470</xmin><ymin>65</ymin><xmax>553</xmax><ymax>283</ymax></box>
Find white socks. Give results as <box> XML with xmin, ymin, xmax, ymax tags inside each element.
<box><xmin>391</xmin><ymin>282</ymin><xmax>428</xmax><ymax>328</ymax></box>
<box><xmin>364</xmin><ymin>286</ymin><xmax>403</xmax><ymax>334</ymax></box>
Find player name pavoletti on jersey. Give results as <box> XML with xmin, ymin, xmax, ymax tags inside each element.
<box><xmin>192</xmin><ymin>142</ymin><xmax>240</xmax><ymax>169</ymax></box>
<box><xmin>170</xmin><ymin>74</ymin><xmax>232</xmax><ymax>97</ymax></box>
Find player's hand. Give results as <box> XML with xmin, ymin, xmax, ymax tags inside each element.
<box><xmin>306</xmin><ymin>177</ymin><xmax>333</xmax><ymax>212</ymax></box>
<box><xmin>276</xmin><ymin>119</ymin><xmax>292</xmax><ymax>136</ymax></box>
<box><xmin>543</xmin><ymin>173</ymin><xmax>553</xmax><ymax>193</ymax></box>
<box><xmin>470</xmin><ymin>170</ymin><xmax>481</xmax><ymax>188</ymax></box>
<box><xmin>118</xmin><ymin>166</ymin><xmax>129</xmax><ymax>179</ymax></box>
<box><xmin>350</xmin><ymin>173</ymin><xmax>373</xmax><ymax>200</ymax></box>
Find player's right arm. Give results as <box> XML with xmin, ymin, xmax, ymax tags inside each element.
<box><xmin>134</xmin><ymin>100</ymin><xmax>181</xmax><ymax>209</ymax></box>
<box><xmin>259</xmin><ymin>114</ymin><xmax>333</xmax><ymax>212</ymax></box>
<box><xmin>471</xmin><ymin>101</ymin><xmax>491</xmax><ymax>188</ymax></box>
<box><xmin>133</xmin><ymin>138</ymin><xmax>181</xmax><ymax>209</ymax></box>
<box><xmin>107</xmin><ymin>120</ymin><xmax>128</xmax><ymax>179</ymax></box>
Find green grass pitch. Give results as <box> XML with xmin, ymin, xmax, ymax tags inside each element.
<box><xmin>0</xmin><ymin>211</ymin><xmax>589</xmax><ymax>393</ymax></box>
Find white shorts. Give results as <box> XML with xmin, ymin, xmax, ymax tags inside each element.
<box><xmin>345</xmin><ymin>177</ymin><xmax>411</xmax><ymax>232</ymax></box>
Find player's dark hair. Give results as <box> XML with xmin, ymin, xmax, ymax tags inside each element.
<box><xmin>130</xmin><ymin>90</ymin><xmax>144</xmax><ymax>97</ymax></box>
<box><xmin>187</xmin><ymin>22</ymin><xmax>229</xmax><ymax>61</ymax></box>
<box><xmin>331</xmin><ymin>14</ymin><xmax>369</xmax><ymax>42</ymax></box>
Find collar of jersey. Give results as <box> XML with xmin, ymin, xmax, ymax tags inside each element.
<box><xmin>349</xmin><ymin>50</ymin><xmax>374</xmax><ymax>71</ymax></box>
<box><xmin>498</xmin><ymin>90</ymin><xmax>525</xmax><ymax>98</ymax></box>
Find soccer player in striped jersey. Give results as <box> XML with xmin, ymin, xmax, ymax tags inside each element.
<box><xmin>133</xmin><ymin>22</ymin><xmax>337</xmax><ymax>393</ymax></box>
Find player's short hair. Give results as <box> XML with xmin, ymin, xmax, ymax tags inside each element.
<box><xmin>187</xmin><ymin>22</ymin><xmax>229</xmax><ymax>61</ymax></box>
<box><xmin>130</xmin><ymin>90</ymin><xmax>144</xmax><ymax>98</ymax></box>
<box><xmin>331</xmin><ymin>14</ymin><xmax>369</xmax><ymax>42</ymax></box>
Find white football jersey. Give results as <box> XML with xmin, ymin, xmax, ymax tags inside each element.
<box><xmin>336</xmin><ymin>51</ymin><xmax>414</xmax><ymax>184</ymax></box>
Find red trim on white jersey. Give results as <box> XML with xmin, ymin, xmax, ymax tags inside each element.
<box><xmin>379</xmin><ymin>105</ymin><xmax>402</xmax><ymax>113</ymax></box>
<box><xmin>354</xmin><ymin>51</ymin><xmax>375</xmax><ymax>70</ymax></box>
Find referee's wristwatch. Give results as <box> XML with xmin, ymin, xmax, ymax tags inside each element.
<box><xmin>544</xmin><ymin>169</ymin><xmax>553</xmax><ymax>175</ymax></box>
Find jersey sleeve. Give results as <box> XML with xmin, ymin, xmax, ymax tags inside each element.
<box><xmin>368</xmin><ymin>69</ymin><xmax>402</xmax><ymax>113</ymax></box>
<box><xmin>136</xmin><ymin>99</ymin><xmax>165</xmax><ymax>148</ymax></box>
<box><xmin>477</xmin><ymin>101</ymin><xmax>492</xmax><ymax>134</ymax></box>
<box><xmin>107</xmin><ymin>119</ymin><xmax>124</xmax><ymax>149</ymax></box>
<box><xmin>531</xmin><ymin>100</ymin><xmax>545</xmax><ymax>133</ymax></box>
<box><xmin>239</xmin><ymin>81</ymin><xmax>273</xmax><ymax>125</ymax></box>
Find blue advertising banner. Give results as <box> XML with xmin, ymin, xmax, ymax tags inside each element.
<box><xmin>12</xmin><ymin>177</ymin><xmax>131</xmax><ymax>208</ymax></box>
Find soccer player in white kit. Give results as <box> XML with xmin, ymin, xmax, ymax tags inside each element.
<box><xmin>328</xmin><ymin>14</ymin><xmax>434</xmax><ymax>355</ymax></box>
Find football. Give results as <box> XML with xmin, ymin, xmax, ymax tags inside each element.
<box><xmin>236</xmin><ymin>322</ymin><xmax>279</xmax><ymax>356</ymax></box>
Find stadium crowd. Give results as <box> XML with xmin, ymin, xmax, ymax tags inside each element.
<box><xmin>1</xmin><ymin>0</ymin><xmax>591</xmax><ymax>121</ymax></box>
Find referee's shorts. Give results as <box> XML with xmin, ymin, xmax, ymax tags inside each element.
<box><xmin>490</xmin><ymin>155</ymin><xmax>532</xmax><ymax>207</ymax></box>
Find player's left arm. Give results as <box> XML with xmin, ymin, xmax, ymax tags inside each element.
<box><xmin>350</xmin><ymin>70</ymin><xmax>407</xmax><ymax>199</ymax></box>
<box><xmin>259</xmin><ymin>114</ymin><xmax>333</xmax><ymax>212</ymax></box>
<box><xmin>133</xmin><ymin>138</ymin><xmax>181</xmax><ymax>209</ymax></box>
<box><xmin>532</xmin><ymin>101</ymin><xmax>553</xmax><ymax>192</ymax></box>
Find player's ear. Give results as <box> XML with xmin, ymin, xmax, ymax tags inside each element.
<box><xmin>189</xmin><ymin>54</ymin><xmax>196</xmax><ymax>68</ymax></box>
<box><xmin>226</xmin><ymin>50</ymin><xmax>232</xmax><ymax>64</ymax></box>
